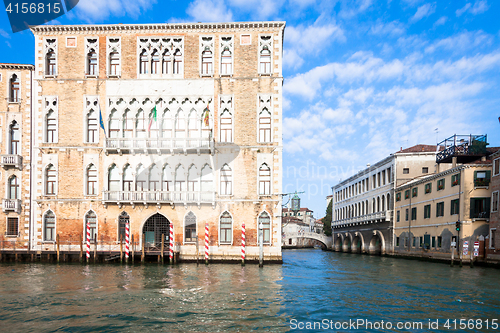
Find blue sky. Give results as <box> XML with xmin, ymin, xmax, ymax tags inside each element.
<box><xmin>1</xmin><ymin>0</ymin><xmax>499</xmax><ymax>218</ymax></box>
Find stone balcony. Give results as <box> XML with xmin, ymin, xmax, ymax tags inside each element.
<box><xmin>105</xmin><ymin>137</ymin><xmax>214</xmax><ymax>155</ymax></box>
<box><xmin>2</xmin><ymin>199</ymin><xmax>21</xmax><ymax>213</ymax></box>
<box><xmin>103</xmin><ymin>190</ymin><xmax>216</xmax><ymax>206</ymax></box>
<box><xmin>0</xmin><ymin>155</ymin><xmax>23</xmax><ymax>170</ymax></box>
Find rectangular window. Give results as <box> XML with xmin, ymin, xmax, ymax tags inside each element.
<box><xmin>396</xmin><ymin>210</ymin><xmax>400</xmax><ymax>222</ymax></box>
<box><xmin>431</xmin><ymin>236</ymin><xmax>436</xmax><ymax>248</ymax></box>
<box><xmin>6</xmin><ymin>217</ymin><xmax>18</xmax><ymax>236</ymax></box>
<box><xmin>412</xmin><ymin>188</ymin><xmax>418</xmax><ymax>197</ymax></box>
<box><xmin>450</xmin><ymin>199</ymin><xmax>459</xmax><ymax>215</ymax></box>
<box><xmin>259</xmin><ymin>110</ymin><xmax>272</xmax><ymax>143</ymax></box>
<box><xmin>87</xmin><ymin>168</ymin><xmax>97</xmax><ymax>195</ymax></box>
<box><xmin>44</xmin><ymin>214</ymin><xmax>55</xmax><ymax>241</ymax></box>
<box><xmin>219</xmin><ymin>214</ymin><xmax>232</xmax><ymax>244</ymax></box>
<box><xmin>419</xmin><ymin>236</ymin><xmax>423</xmax><ymax>248</ymax></box>
<box><xmin>424</xmin><ymin>204</ymin><xmax>431</xmax><ymax>219</ymax></box>
<box><xmin>396</xmin><ymin>237</ymin><xmax>399</xmax><ymax>247</ymax></box>
<box><xmin>405</xmin><ymin>190</ymin><xmax>410</xmax><ymax>199</ymax></box>
<box><xmin>405</xmin><ymin>208</ymin><xmax>409</xmax><ymax>221</ymax></box>
<box><xmin>436</xmin><ymin>202</ymin><xmax>444</xmax><ymax>217</ymax></box>
<box><xmin>451</xmin><ymin>174</ymin><xmax>460</xmax><ymax>187</ymax></box>
<box><xmin>411</xmin><ymin>207</ymin><xmax>417</xmax><ymax>220</ymax></box>
<box><xmin>422</xmin><ymin>167</ymin><xmax>428</xmax><ymax>174</ymax></box>
<box><xmin>494</xmin><ymin>158</ymin><xmax>500</xmax><ymax>176</ymax></box>
<box><xmin>437</xmin><ymin>236</ymin><xmax>442</xmax><ymax>248</ymax></box>
<box><xmin>437</xmin><ymin>178</ymin><xmax>445</xmax><ymax>191</ymax></box>
<box><xmin>425</xmin><ymin>183</ymin><xmax>432</xmax><ymax>194</ymax></box>
<box><xmin>220</xmin><ymin>36</ymin><xmax>233</xmax><ymax>76</ymax></box>
<box><xmin>412</xmin><ymin>237</ymin><xmax>416</xmax><ymax>247</ymax></box>
<box><xmin>492</xmin><ymin>191</ymin><xmax>499</xmax><ymax>212</ymax></box>
<box><xmin>470</xmin><ymin>197</ymin><xmax>490</xmax><ymax>219</ymax></box>
<box><xmin>259</xmin><ymin>35</ymin><xmax>272</xmax><ymax>74</ymax></box>
<box><xmin>474</xmin><ymin>170</ymin><xmax>491</xmax><ymax>187</ymax></box>
<box><xmin>396</xmin><ymin>192</ymin><xmax>401</xmax><ymax>201</ymax></box>
<box><xmin>491</xmin><ymin>229</ymin><xmax>496</xmax><ymax>249</ymax></box>
<box><xmin>403</xmin><ymin>168</ymin><xmax>409</xmax><ymax>174</ymax></box>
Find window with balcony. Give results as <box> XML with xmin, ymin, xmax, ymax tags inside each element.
<box><xmin>136</xmin><ymin>164</ymin><xmax>147</xmax><ymax>192</ymax></box>
<box><xmin>185</xmin><ymin>211</ymin><xmax>197</xmax><ymax>243</ymax></box>
<box><xmin>136</xmin><ymin>110</ymin><xmax>147</xmax><ymax>139</ymax></box>
<box><xmin>188</xmin><ymin>110</ymin><xmax>199</xmax><ymax>139</ymax></box>
<box><xmin>474</xmin><ymin>170</ymin><xmax>491</xmax><ymax>187</ymax></box>
<box><xmin>404</xmin><ymin>190</ymin><xmax>410</xmax><ymax>199</ymax></box>
<box><xmin>174</xmin><ymin>165</ymin><xmax>185</xmax><ymax>200</ymax></box>
<box><xmin>161</xmin><ymin>110</ymin><xmax>172</xmax><ymax>138</ymax></box>
<box><xmin>259</xmin><ymin>163</ymin><xmax>271</xmax><ymax>195</ymax></box>
<box><xmin>220</xmin><ymin>164</ymin><xmax>232</xmax><ymax>196</ymax></box>
<box><xmin>86</xmin><ymin>164</ymin><xmax>97</xmax><ymax>196</ymax></box>
<box><xmin>187</xmin><ymin>165</ymin><xmax>199</xmax><ymax>201</ymax></box>
<box><xmin>151</xmin><ymin>49</ymin><xmax>160</xmax><ymax>74</ymax></box>
<box><xmin>451</xmin><ymin>199</ymin><xmax>459</xmax><ymax>215</ymax></box>
<box><xmin>6</xmin><ymin>217</ymin><xmax>18</xmax><ymax>237</ymax></box>
<box><xmin>43</xmin><ymin>210</ymin><xmax>55</xmax><ymax>242</ymax></box>
<box><xmin>85</xmin><ymin>210</ymin><xmax>97</xmax><ymax>242</ymax></box>
<box><xmin>175</xmin><ymin>110</ymin><xmax>186</xmax><ymax>138</ymax></box>
<box><xmin>470</xmin><ymin>198</ymin><xmax>490</xmax><ymax>219</ymax></box>
<box><xmin>162</xmin><ymin>164</ymin><xmax>172</xmax><ymax>192</ymax></box>
<box><xmin>8</xmin><ymin>175</ymin><xmax>19</xmax><ymax>200</ymax></box>
<box><xmin>424</xmin><ymin>204</ymin><xmax>431</xmax><ymax>219</ymax></box>
<box><xmin>200</xmin><ymin>164</ymin><xmax>213</xmax><ymax>193</ymax></box>
<box><xmin>45</xmin><ymin>164</ymin><xmax>57</xmax><ymax>195</ymax></box>
<box><xmin>437</xmin><ymin>178</ymin><xmax>445</xmax><ymax>191</ymax></box>
<box><xmin>425</xmin><ymin>183</ymin><xmax>432</xmax><ymax>194</ymax></box>
<box><xmin>436</xmin><ymin>202</ymin><xmax>444</xmax><ymax>217</ymax></box>
<box><xmin>259</xmin><ymin>211</ymin><xmax>271</xmax><ymax>244</ymax></box>
<box><xmin>162</xmin><ymin>49</ymin><xmax>171</xmax><ymax>74</ymax></box>
<box><xmin>9</xmin><ymin>121</ymin><xmax>20</xmax><ymax>155</ymax></box>
<box><xmin>9</xmin><ymin>74</ymin><xmax>19</xmax><ymax>103</ymax></box>
<box><xmin>109</xmin><ymin>109</ymin><xmax>120</xmax><ymax>138</ymax></box>
<box><xmin>412</xmin><ymin>188</ymin><xmax>418</xmax><ymax>197</ymax></box>
<box><xmin>451</xmin><ymin>174</ymin><xmax>460</xmax><ymax>187</ymax></box>
<box><xmin>118</xmin><ymin>211</ymin><xmax>129</xmax><ymax>242</ymax></box>
<box><xmin>219</xmin><ymin>211</ymin><xmax>232</xmax><ymax>244</ymax></box>
<box><xmin>140</xmin><ymin>49</ymin><xmax>148</xmax><ymax>74</ymax></box>
<box><xmin>396</xmin><ymin>192</ymin><xmax>401</xmax><ymax>201</ymax></box>
<box><xmin>258</xmin><ymin>108</ymin><xmax>271</xmax><ymax>143</ymax></box>
<box><xmin>108</xmin><ymin>164</ymin><xmax>120</xmax><ymax>192</ymax></box>
<box><xmin>122</xmin><ymin>165</ymin><xmax>133</xmax><ymax>192</ymax></box>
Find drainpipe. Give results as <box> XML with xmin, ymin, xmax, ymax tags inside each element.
<box><xmin>28</xmin><ymin>67</ymin><xmax>33</xmax><ymax>252</ymax></box>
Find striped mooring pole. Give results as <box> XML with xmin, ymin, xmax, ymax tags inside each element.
<box><xmin>241</xmin><ymin>223</ymin><xmax>246</xmax><ymax>265</ymax></box>
<box><xmin>125</xmin><ymin>222</ymin><xmax>130</xmax><ymax>261</ymax></box>
<box><xmin>86</xmin><ymin>222</ymin><xmax>90</xmax><ymax>262</ymax></box>
<box><xmin>204</xmin><ymin>223</ymin><xmax>209</xmax><ymax>264</ymax></box>
<box><xmin>169</xmin><ymin>224</ymin><xmax>174</xmax><ymax>263</ymax></box>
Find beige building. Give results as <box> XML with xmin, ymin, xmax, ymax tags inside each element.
<box><xmin>0</xmin><ymin>64</ymin><xmax>34</xmax><ymax>249</ymax></box>
<box><xmin>28</xmin><ymin>22</ymin><xmax>285</xmax><ymax>262</ymax></box>
<box><xmin>486</xmin><ymin>149</ymin><xmax>500</xmax><ymax>260</ymax></box>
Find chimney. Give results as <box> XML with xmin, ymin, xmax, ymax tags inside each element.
<box><xmin>481</xmin><ymin>156</ymin><xmax>487</xmax><ymax>162</ymax></box>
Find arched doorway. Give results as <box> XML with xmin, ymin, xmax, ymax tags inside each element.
<box><xmin>369</xmin><ymin>234</ymin><xmax>382</xmax><ymax>255</ymax></box>
<box><xmin>342</xmin><ymin>236</ymin><xmax>351</xmax><ymax>253</ymax></box>
<box><xmin>334</xmin><ymin>235</ymin><xmax>342</xmax><ymax>251</ymax></box>
<box><xmin>352</xmin><ymin>236</ymin><xmax>363</xmax><ymax>253</ymax></box>
<box><xmin>143</xmin><ymin>213</ymin><xmax>170</xmax><ymax>249</ymax></box>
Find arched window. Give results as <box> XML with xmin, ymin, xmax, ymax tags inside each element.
<box><xmin>188</xmin><ymin>110</ymin><xmax>198</xmax><ymax>138</ymax></box>
<box><xmin>259</xmin><ymin>46</ymin><xmax>271</xmax><ymax>74</ymax></box>
<box><xmin>162</xmin><ymin>49</ymin><xmax>171</xmax><ymax>74</ymax></box>
<box><xmin>377</xmin><ymin>196</ymin><xmax>381</xmax><ymax>212</ymax></box>
<box><xmin>220</xmin><ymin>164</ymin><xmax>232</xmax><ymax>195</ymax></box>
<box><xmin>173</xmin><ymin>49</ymin><xmax>183</xmax><ymax>74</ymax></box>
<box><xmin>175</xmin><ymin>165</ymin><xmax>185</xmax><ymax>201</ymax></box>
<box><xmin>85</xmin><ymin>211</ymin><xmax>97</xmax><ymax>242</ymax></box>
<box><xmin>259</xmin><ymin>163</ymin><xmax>271</xmax><ymax>195</ymax></box>
<box><xmin>45</xmin><ymin>164</ymin><xmax>56</xmax><ymax>195</ymax></box>
<box><xmin>86</xmin><ymin>109</ymin><xmax>98</xmax><ymax>143</ymax></box>
<box><xmin>381</xmin><ymin>196</ymin><xmax>385</xmax><ymax>211</ymax></box>
<box><xmin>220</xmin><ymin>109</ymin><xmax>232</xmax><ymax>142</ymax></box>
<box><xmin>8</xmin><ymin>176</ymin><xmax>19</xmax><ymax>199</ymax></box>
<box><xmin>46</xmin><ymin>49</ymin><xmax>56</xmax><ymax>76</ymax></box>
<box><xmin>387</xmin><ymin>193</ymin><xmax>391</xmax><ymax>211</ymax></box>
<box><xmin>139</xmin><ymin>49</ymin><xmax>148</xmax><ymax>74</ymax></box>
<box><xmin>149</xmin><ymin>164</ymin><xmax>161</xmax><ymax>193</ymax></box>
<box><xmin>46</xmin><ymin>110</ymin><xmax>57</xmax><ymax>143</ymax></box>
<box><xmin>44</xmin><ymin>210</ymin><xmax>56</xmax><ymax>242</ymax></box>
<box><xmin>108</xmin><ymin>109</ymin><xmax>120</xmax><ymax>139</ymax></box>
<box><xmin>136</xmin><ymin>110</ymin><xmax>146</xmax><ymax>138</ymax></box>
<box><xmin>123</xmin><ymin>110</ymin><xmax>133</xmax><ymax>139</ymax></box>
<box><xmin>123</xmin><ymin>164</ymin><xmax>133</xmax><ymax>191</ymax></box>
<box><xmin>86</xmin><ymin>164</ymin><xmax>97</xmax><ymax>195</ymax></box>
<box><xmin>259</xmin><ymin>212</ymin><xmax>271</xmax><ymax>244</ymax></box>
<box><xmin>200</xmin><ymin>164</ymin><xmax>213</xmax><ymax>193</ymax></box>
<box><xmin>221</xmin><ymin>47</ymin><xmax>232</xmax><ymax>75</ymax></box>
<box><xmin>175</xmin><ymin>110</ymin><xmax>186</xmax><ymax>138</ymax></box>
<box><xmin>109</xmin><ymin>51</ymin><xmax>120</xmax><ymax>76</ymax></box>
<box><xmin>148</xmin><ymin>108</ymin><xmax>159</xmax><ymax>139</ymax></box>
<box><xmin>161</xmin><ymin>110</ymin><xmax>172</xmax><ymax>138</ymax></box>
<box><xmin>136</xmin><ymin>164</ymin><xmax>147</xmax><ymax>191</ymax></box>
<box><xmin>118</xmin><ymin>211</ymin><xmax>129</xmax><ymax>242</ymax></box>
<box><xmin>187</xmin><ymin>165</ymin><xmax>198</xmax><ymax>201</ymax></box>
<box><xmin>9</xmin><ymin>74</ymin><xmax>19</xmax><ymax>103</ymax></box>
<box><xmin>151</xmin><ymin>49</ymin><xmax>160</xmax><ymax>74</ymax></box>
<box><xmin>258</xmin><ymin>108</ymin><xmax>271</xmax><ymax>143</ymax></box>
<box><xmin>219</xmin><ymin>211</ymin><xmax>232</xmax><ymax>244</ymax></box>
<box><xmin>162</xmin><ymin>164</ymin><xmax>172</xmax><ymax>191</ymax></box>
<box><xmin>185</xmin><ymin>211</ymin><xmax>197</xmax><ymax>243</ymax></box>
<box><xmin>9</xmin><ymin>121</ymin><xmax>20</xmax><ymax>155</ymax></box>
<box><xmin>201</xmin><ymin>49</ymin><xmax>213</xmax><ymax>75</ymax></box>
<box><xmin>87</xmin><ymin>49</ymin><xmax>97</xmax><ymax>76</ymax></box>
<box><xmin>108</xmin><ymin>164</ymin><xmax>120</xmax><ymax>192</ymax></box>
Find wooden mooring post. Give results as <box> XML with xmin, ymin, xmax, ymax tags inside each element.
<box><xmin>141</xmin><ymin>234</ymin><xmax>145</xmax><ymax>263</ymax></box>
<box><xmin>79</xmin><ymin>234</ymin><xmax>83</xmax><ymax>263</ymax></box>
<box><xmin>131</xmin><ymin>234</ymin><xmax>135</xmax><ymax>263</ymax></box>
<box><xmin>56</xmin><ymin>235</ymin><xmax>60</xmax><ymax>263</ymax></box>
<box><xmin>120</xmin><ymin>235</ymin><xmax>123</xmax><ymax>263</ymax></box>
<box><xmin>161</xmin><ymin>234</ymin><xmax>164</xmax><ymax>264</ymax></box>
<box><xmin>93</xmin><ymin>235</ymin><xmax>97</xmax><ymax>264</ymax></box>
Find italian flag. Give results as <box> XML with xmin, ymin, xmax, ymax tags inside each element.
<box><xmin>148</xmin><ymin>105</ymin><xmax>157</xmax><ymax>132</ymax></box>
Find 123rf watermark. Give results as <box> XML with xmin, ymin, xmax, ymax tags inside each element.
<box><xmin>290</xmin><ymin>318</ymin><xmax>499</xmax><ymax>331</ymax></box>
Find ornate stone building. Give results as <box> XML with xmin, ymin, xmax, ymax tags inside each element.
<box><xmin>28</xmin><ymin>22</ymin><xmax>285</xmax><ymax>262</ymax></box>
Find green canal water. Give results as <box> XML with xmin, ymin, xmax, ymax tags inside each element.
<box><xmin>1</xmin><ymin>250</ymin><xmax>499</xmax><ymax>332</ymax></box>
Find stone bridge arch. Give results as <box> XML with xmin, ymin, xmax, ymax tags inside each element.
<box><xmin>285</xmin><ymin>232</ymin><xmax>332</xmax><ymax>249</ymax></box>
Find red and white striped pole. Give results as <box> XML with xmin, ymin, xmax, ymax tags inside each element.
<box><xmin>86</xmin><ymin>222</ymin><xmax>90</xmax><ymax>262</ymax></box>
<box><xmin>204</xmin><ymin>223</ymin><xmax>209</xmax><ymax>264</ymax></box>
<box><xmin>169</xmin><ymin>224</ymin><xmax>174</xmax><ymax>263</ymax></box>
<box><xmin>125</xmin><ymin>222</ymin><xmax>130</xmax><ymax>261</ymax></box>
<box><xmin>241</xmin><ymin>223</ymin><xmax>246</xmax><ymax>265</ymax></box>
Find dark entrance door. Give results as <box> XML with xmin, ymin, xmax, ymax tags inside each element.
<box><xmin>143</xmin><ymin>213</ymin><xmax>170</xmax><ymax>249</ymax></box>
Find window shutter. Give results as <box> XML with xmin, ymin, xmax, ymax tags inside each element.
<box><xmin>485</xmin><ymin>198</ymin><xmax>491</xmax><ymax>214</ymax></box>
<box><xmin>470</xmin><ymin>198</ymin><xmax>475</xmax><ymax>218</ymax></box>
<box><xmin>486</xmin><ymin>170</ymin><xmax>491</xmax><ymax>180</ymax></box>
<box><xmin>473</xmin><ymin>171</ymin><xmax>477</xmax><ymax>181</ymax></box>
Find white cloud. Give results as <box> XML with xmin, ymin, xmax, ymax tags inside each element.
<box><xmin>370</xmin><ymin>20</ymin><xmax>406</xmax><ymax>37</ymax></box>
<box><xmin>0</xmin><ymin>29</ymin><xmax>11</xmax><ymax>39</ymax></box>
<box><xmin>187</xmin><ymin>0</ymin><xmax>233</xmax><ymax>22</ymax></box>
<box><xmin>424</xmin><ymin>30</ymin><xmax>493</xmax><ymax>53</ymax></box>
<box><xmin>410</xmin><ymin>3</ymin><xmax>436</xmax><ymax>23</ymax></box>
<box><xmin>456</xmin><ymin>1</ymin><xmax>489</xmax><ymax>16</ymax></box>
<box><xmin>433</xmin><ymin>16</ymin><xmax>447</xmax><ymax>27</ymax></box>
<box><xmin>339</xmin><ymin>0</ymin><xmax>373</xmax><ymax>19</ymax></box>
<box><xmin>227</xmin><ymin>0</ymin><xmax>285</xmax><ymax>19</ymax></box>
<box><xmin>75</xmin><ymin>0</ymin><xmax>156</xmax><ymax>21</ymax></box>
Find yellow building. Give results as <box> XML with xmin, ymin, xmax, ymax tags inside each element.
<box><xmin>28</xmin><ymin>22</ymin><xmax>285</xmax><ymax>262</ymax></box>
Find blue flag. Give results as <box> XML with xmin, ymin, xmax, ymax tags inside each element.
<box><xmin>99</xmin><ymin>106</ymin><xmax>106</xmax><ymax>137</ymax></box>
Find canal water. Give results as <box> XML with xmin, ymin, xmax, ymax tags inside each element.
<box><xmin>1</xmin><ymin>250</ymin><xmax>499</xmax><ymax>332</ymax></box>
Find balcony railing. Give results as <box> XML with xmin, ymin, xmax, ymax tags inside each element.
<box><xmin>334</xmin><ymin>211</ymin><xmax>391</xmax><ymax>226</ymax></box>
<box><xmin>105</xmin><ymin>137</ymin><xmax>214</xmax><ymax>154</ymax></box>
<box><xmin>436</xmin><ymin>134</ymin><xmax>488</xmax><ymax>163</ymax></box>
<box><xmin>103</xmin><ymin>190</ymin><xmax>216</xmax><ymax>204</ymax></box>
<box><xmin>2</xmin><ymin>199</ymin><xmax>21</xmax><ymax>213</ymax></box>
<box><xmin>1</xmin><ymin>155</ymin><xmax>23</xmax><ymax>169</ymax></box>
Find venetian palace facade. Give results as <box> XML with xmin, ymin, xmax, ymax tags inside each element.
<box><xmin>6</xmin><ymin>21</ymin><xmax>285</xmax><ymax>262</ymax></box>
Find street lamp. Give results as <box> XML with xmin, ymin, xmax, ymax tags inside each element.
<box><xmin>291</xmin><ymin>192</ymin><xmax>301</xmax><ymax>216</ymax></box>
